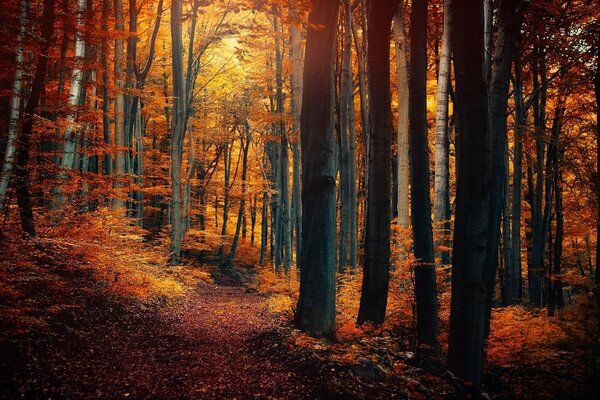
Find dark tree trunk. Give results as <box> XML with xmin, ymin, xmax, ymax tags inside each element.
<box><xmin>447</xmin><ymin>0</ymin><xmax>490</xmax><ymax>389</ymax></box>
<box><xmin>357</xmin><ymin>0</ymin><xmax>399</xmax><ymax>327</ymax></box>
<box><xmin>484</xmin><ymin>0</ymin><xmax>521</xmax><ymax>336</ymax></box>
<box><xmin>294</xmin><ymin>0</ymin><xmax>338</xmax><ymax>339</ymax></box>
<box><xmin>408</xmin><ymin>0</ymin><xmax>438</xmax><ymax>347</ymax></box>
<box><xmin>14</xmin><ymin>0</ymin><xmax>56</xmax><ymax>237</ymax></box>
<box><xmin>227</xmin><ymin>124</ymin><xmax>251</xmax><ymax>266</ymax></box>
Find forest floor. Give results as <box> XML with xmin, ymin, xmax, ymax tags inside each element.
<box><xmin>0</xmin><ymin>214</ymin><xmax>597</xmax><ymax>399</ymax></box>
<box><xmin>0</xmin><ymin>225</ymin><xmax>457</xmax><ymax>400</ymax></box>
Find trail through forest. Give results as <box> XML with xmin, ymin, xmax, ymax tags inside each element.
<box><xmin>2</xmin><ymin>276</ymin><xmax>334</xmax><ymax>399</ymax></box>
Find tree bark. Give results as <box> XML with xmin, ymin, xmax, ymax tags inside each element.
<box><xmin>484</xmin><ymin>0</ymin><xmax>521</xmax><ymax>335</ymax></box>
<box><xmin>294</xmin><ymin>0</ymin><xmax>338</xmax><ymax>339</ymax></box>
<box><xmin>0</xmin><ymin>0</ymin><xmax>29</xmax><ymax>211</ymax></box>
<box><xmin>433</xmin><ymin>0</ymin><xmax>452</xmax><ymax>265</ymax></box>
<box><xmin>357</xmin><ymin>0</ymin><xmax>399</xmax><ymax>327</ymax></box>
<box><xmin>393</xmin><ymin>7</ymin><xmax>409</xmax><ymax>229</ymax></box>
<box><xmin>447</xmin><ymin>0</ymin><xmax>490</xmax><ymax>389</ymax></box>
<box><xmin>289</xmin><ymin>2</ymin><xmax>303</xmax><ymax>267</ymax></box>
<box><xmin>408</xmin><ymin>0</ymin><xmax>438</xmax><ymax>347</ymax></box>
<box><xmin>169</xmin><ymin>0</ymin><xmax>186</xmax><ymax>265</ymax></box>
<box><xmin>113</xmin><ymin>0</ymin><xmax>126</xmax><ymax>207</ymax></box>
<box><xmin>14</xmin><ymin>0</ymin><xmax>56</xmax><ymax>237</ymax></box>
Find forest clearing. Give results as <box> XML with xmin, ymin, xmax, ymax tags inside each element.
<box><xmin>0</xmin><ymin>0</ymin><xmax>599</xmax><ymax>398</ymax></box>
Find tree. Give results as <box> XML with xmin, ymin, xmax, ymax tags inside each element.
<box><xmin>483</xmin><ymin>0</ymin><xmax>521</xmax><ymax>335</ymax></box>
<box><xmin>408</xmin><ymin>0</ymin><xmax>438</xmax><ymax>348</ymax></box>
<box><xmin>294</xmin><ymin>0</ymin><xmax>339</xmax><ymax>339</ymax></box>
<box><xmin>394</xmin><ymin>5</ymin><xmax>409</xmax><ymax>229</ymax></box>
<box><xmin>14</xmin><ymin>0</ymin><xmax>57</xmax><ymax>237</ymax></box>
<box><xmin>169</xmin><ymin>0</ymin><xmax>186</xmax><ymax>265</ymax></box>
<box><xmin>0</xmin><ymin>0</ymin><xmax>28</xmax><ymax>211</ymax></box>
<box><xmin>357</xmin><ymin>0</ymin><xmax>399</xmax><ymax>327</ymax></box>
<box><xmin>433</xmin><ymin>0</ymin><xmax>452</xmax><ymax>265</ymax></box>
<box><xmin>447</xmin><ymin>0</ymin><xmax>490</xmax><ymax>389</ymax></box>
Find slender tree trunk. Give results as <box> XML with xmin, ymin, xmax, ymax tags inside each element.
<box><xmin>101</xmin><ymin>0</ymin><xmax>112</xmax><ymax>177</ymax></box>
<box><xmin>506</xmin><ymin>57</ymin><xmax>525</xmax><ymax>305</ymax></box>
<box><xmin>169</xmin><ymin>0</ymin><xmax>186</xmax><ymax>265</ymax></box>
<box><xmin>290</xmin><ymin>3</ymin><xmax>303</xmax><ymax>267</ymax></box>
<box><xmin>529</xmin><ymin>48</ymin><xmax>547</xmax><ymax>306</ymax></box>
<box><xmin>433</xmin><ymin>0</ymin><xmax>452</xmax><ymax>265</ymax></box>
<box><xmin>227</xmin><ymin>125</ymin><xmax>250</xmax><ymax>266</ymax></box>
<box><xmin>338</xmin><ymin>0</ymin><xmax>353</xmax><ymax>273</ymax></box>
<box><xmin>294</xmin><ymin>0</ymin><xmax>338</xmax><ymax>339</ymax></box>
<box><xmin>113</xmin><ymin>0</ymin><xmax>126</xmax><ymax>206</ymax></box>
<box><xmin>408</xmin><ymin>0</ymin><xmax>438</xmax><ymax>347</ymax></box>
<box><xmin>0</xmin><ymin>0</ymin><xmax>29</xmax><ymax>211</ymax></box>
<box><xmin>260</xmin><ymin>190</ymin><xmax>269</xmax><ymax>265</ymax></box>
<box><xmin>14</xmin><ymin>0</ymin><xmax>56</xmax><ymax>237</ymax></box>
<box><xmin>595</xmin><ymin>42</ymin><xmax>600</xmax><ymax>309</ymax></box>
<box><xmin>484</xmin><ymin>0</ymin><xmax>521</xmax><ymax>335</ymax></box>
<box><xmin>393</xmin><ymin>7</ymin><xmax>409</xmax><ymax>229</ymax></box>
<box><xmin>59</xmin><ymin>0</ymin><xmax>87</xmax><ymax>171</ymax></box>
<box><xmin>357</xmin><ymin>0</ymin><xmax>399</xmax><ymax>327</ymax></box>
<box><xmin>447</xmin><ymin>0</ymin><xmax>490</xmax><ymax>389</ymax></box>
<box><xmin>273</xmin><ymin>7</ymin><xmax>292</xmax><ymax>273</ymax></box>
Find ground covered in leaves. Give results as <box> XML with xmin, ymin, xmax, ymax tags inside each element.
<box><xmin>0</xmin><ymin>229</ymin><xmax>460</xmax><ymax>399</ymax></box>
<box><xmin>0</xmin><ymin>214</ymin><xmax>597</xmax><ymax>399</ymax></box>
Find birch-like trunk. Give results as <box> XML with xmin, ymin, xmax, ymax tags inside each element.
<box><xmin>60</xmin><ymin>0</ymin><xmax>87</xmax><ymax>171</ymax></box>
<box><xmin>393</xmin><ymin>7</ymin><xmax>410</xmax><ymax>229</ymax></box>
<box><xmin>433</xmin><ymin>0</ymin><xmax>452</xmax><ymax>265</ymax></box>
<box><xmin>0</xmin><ymin>0</ymin><xmax>29</xmax><ymax>211</ymax></box>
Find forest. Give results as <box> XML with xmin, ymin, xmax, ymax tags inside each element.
<box><xmin>0</xmin><ymin>0</ymin><xmax>599</xmax><ymax>398</ymax></box>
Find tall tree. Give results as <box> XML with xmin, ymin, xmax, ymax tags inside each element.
<box><xmin>294</xmin><ymin>0</ymin><xmax>338</xmax><ymax>339</ymax></box>
<box><xmin>393</xmin><ymin>5</ymin><xmax>409</xmax><ymax>229</ymax></box>
<box><xmin>483</xmin><ymin>0</ymin><xmax>521</xmax><ymax>335</ymax></box>
<box><xmin>0</xmin><ymin>0</ymin><xmax>29</xmax><ymax>211</ymax></box>
<box><xmin>447</xmin><ymin>0</ymin><xmax>490</xmax><ymax>389</ymax></box>
<box><xmin>114</xmin><ymin>0</ymin><xmax>126</xmax><ymax>207</ymax></box>
<box><xmin>433</xmin><ymin>0</ymin><xmax>452</xmax><ymax>265</ymax></box>
<box><xmin>59</xmin><ymin>0</ymin><xmax>87</xmax><ymax>171</ymax></box>
<box><xmin>14</xmin><ymin>0</ymin><xmax>57</xmax><ymax>237</ymax></box>
<box><xmin>408</xmin><ymin>0</ymin><xmax>438</xmax><ymax>347</ymax></box>
<box><xmin>339</xmin><ymin>0</ymin><xmax>354</xmax><ymax>272</ymax></box>
<box><xmin>357</xmin><ymin>0</ymin><xmax>399</xmax><ymax>327</ymax></box>
<box><xmin>169</xmin><ymin>0</ymin><xmax>186</xmax><ymax>265</ymax></box>
<box><xmin>289</xmin><ymin>2</ymin><xmax>303</xmax><ymax>267</ymax></box>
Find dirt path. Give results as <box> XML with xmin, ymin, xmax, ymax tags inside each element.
<box><xmin>1</xmin><ymin>283</ymin><xmax>330</xmax><ymax>400</ymax></box>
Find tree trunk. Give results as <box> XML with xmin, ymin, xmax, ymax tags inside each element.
<box><xmin>357</xmin><ymin>0</ymin><xmax>399</xmax><ymax>327</ymax></box>
<box><xmin>529</xmin><ymin>47</ymin><xmax>547</xmax><ymax>306</ymax></box>
<box><xmin>290</xmin><ymin>3</ymin><xmax>303</xmax><ymax>267</ymax></box>
<box><xmin>14</xmin><ymin>0</ymin><xmax>56</xmax><ymax>237</ymax></box>
<box><xmin>294</xmin><ymin>0</ymin><xmax>338</xmax><ymax>339</ymax></box>
<box><xmin>408</xmin><ymin>0</ymin><xmax>438</xmax><ymax>347</ymax></box>
<box><xmin>113</xmin><ymin>0</ymin><xmax>126</xmax><ymax>207</ymax></box>
<box><xmin>447</xmin><ymin>0</ymin><xmax>490</xmax><ymax>389</ymax></box>
<box><xmin>59</xmin><ymin>0</ymin><xmax>87</xmax><ymax>171</ymax></box>
<box><xmin>272</xmin><ymin>7</ymin><xmax>292</xmax><ymax>273</ymax></box>
<box><xmin>169</xmin><ymin>0</ymin><xmax>186</xmax><ymax>265</ymax></box>
<box><xmin>483</xmin><ymin>0</ymin><xmax>521</xmax><ymax>335</ymax></box>
<box><xmin>101</xmin><ymin>0</ymin><xmax>112</xmax><ymax>177</ymax></box>
<box><xmin>505</xmin><ymin>56</ymin><xmax>526</xmax><ymax>305</ymax></box>
<box><xmin>433</xmin><ymin>0</ymin><xmax>452</xmax><ymax>265</ymax></box>
<box><xmin>595</xmin><ymin>41</ymin><xmax>600</xmax><ymax>309</ymax></box>
<box><xmin>0</xmin><ymin>0</ymin><xmax>29</xmax><ymax>211</ymax></box>
<box><xmin>338</xmin><ymin>0</ymin><xmax>353</xmax><ymax>273</ymax></box>
<box><xmin>227</xmin><ymin>124</ymin><xmax>251</xmax><ymax>266</ymax></box>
